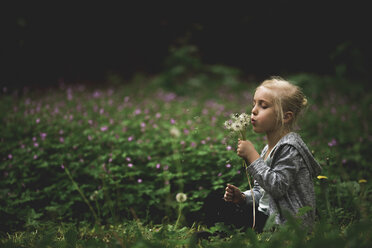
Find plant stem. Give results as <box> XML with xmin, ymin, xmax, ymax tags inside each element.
<box><xmin>174</xmin><ymin>203</ymin><xmax>183</xmax><ymax>229</ymax></box>
<box><xmin>244</xmin><ymin>161</ymin><xmax>256</xmax><ymax>229</ymax></box>
<box><xmin>64</xmin><ymin>167</ymin><xmax>100</xmax><ymax>225</ymax></box>
<box><xmin>240</xmin><ymin>130</ymin><xmax>255</xmax><ymax>229</ymax></box>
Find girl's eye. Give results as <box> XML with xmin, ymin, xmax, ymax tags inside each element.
<box><xmin>260</xmin><ymin>103</ymin><xmax>268</xmax><ymax>109</ymax></box>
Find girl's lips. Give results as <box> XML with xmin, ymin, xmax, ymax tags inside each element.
<box><xmin>251</xmin><ymin>119</ymin><xmax>257</xmax><ymax>125</ymax></box>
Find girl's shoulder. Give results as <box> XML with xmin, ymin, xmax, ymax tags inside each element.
<box><xmin>276</xmin><ymin>132</ymin><xmax>306</xmax><ymax>150</ymax></box>
<box><xmin>273</xmin><ymin>132</ymin><xmax>322</xmax><ymax>177</ymax></box>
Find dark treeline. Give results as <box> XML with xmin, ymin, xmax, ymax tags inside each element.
<box><xmin>1</xmin><ymin>2</ymin><xmax>371</xmax><ymax>89</ymax></box>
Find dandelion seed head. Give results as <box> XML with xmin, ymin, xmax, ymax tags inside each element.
<box><xmin>170</xmin><ymin>127</ymin><xmax>181</xmax><ymax>137</ymax></box>
<box><xmin>176</xmin><ymin>192</ymin><xmax>187</xmax><ymax>203</ymax></box>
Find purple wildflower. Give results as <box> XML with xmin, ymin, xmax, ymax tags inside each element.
<box><xmin>328</xmin><ymin>139</ymin><xmax>337</xmax><ymax>147</ymax></box>
<box><xmin>156</xmin><ymin>163</ymin><xmax>161</xmax><ymax>169</ymax></box>
<box><xmin>226</xmin><ymin>145</ymin><xmax>232</xmax><ymax>151</ymax></box>
<box><xmin>61</xmin><ymin>164</ymin><xmax>65</xmax><ymax>169</ymax></box>
<box><xmin>128</xmin><ymin>136</ymin><xmax>134</xmax><ymax>141</ymax></box>
<box><xmin>226</xmin><ymin>164</ymin><xmax>231</xmax><ymax>168</ymax></box>
<box><xmin>93</xmin><ymin>91</ymin><xmax>101</xmax><ymax>98</ymax></box>
<box><xmin>59</xmin><ymin>137</ymin><xmax>64</xmax><ymax>143</ymax></box>
<box><xmin>331</xmin><ymin>107</ymin><xmax>337</xmax><ymax>114</ymax></box>
<box><xmin>128</xmin><ymin>163</ymin><xmax>133</xmax><ymax>168</ymax></box>
<box><xmin>100</xmin><ymin>126</ymin><xmax>108</xmax><ymax>132</ymax></box>
<box><xmin>40</xmin><ymin>133</ymin><xmax>47</xmax><ymax>140</ymax></box>
<box><xmin>8</xmin><ymin>154</ymin><xmax>12</xmax><ymax>160</ymax></box>
<box><xmin>134</xmin><ymin>109</ymin><xmax>141</xmax><ymax>115</ymax></box>
<box><xmin>137</xmin><ymin>178</ymin><xmax>142</xmax><ymax>183</ymax></box>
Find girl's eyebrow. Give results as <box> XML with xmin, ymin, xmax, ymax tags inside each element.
<box><xmin>253</xmin><ymin>99</ymin><xmax>271</xmax><ymax>104</ymax></box>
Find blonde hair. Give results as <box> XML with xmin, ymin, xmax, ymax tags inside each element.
<box><xmin>257</xmin><ymin>76</ymin><xmax>307</xmax><ymax>132</ymax></box>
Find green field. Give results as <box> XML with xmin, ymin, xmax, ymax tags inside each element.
<box><xmin>1</xmin><ymin>66</ymin><xmax>371</xmax><ymax>247</ymax></box>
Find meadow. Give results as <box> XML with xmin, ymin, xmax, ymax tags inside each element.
<box><xmin>1</xmin><ymin>50</ymin><xmax>372</xmax><ymax>247</ymax></box>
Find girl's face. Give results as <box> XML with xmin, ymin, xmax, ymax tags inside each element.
<box><xmin>250</xmin><ymin>87</ymin><xmax>279</xmax><ymax>134</ymax></box>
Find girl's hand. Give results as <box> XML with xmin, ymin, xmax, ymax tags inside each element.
<box><xmin>237</xmin><ymin>139</ymin><xmax>260</xmax><ymax>164</ymax></box>
<box><xmin>224</xmin><ymin>184</ymin><xmax>245</xmax><ymax>204</ymax></box>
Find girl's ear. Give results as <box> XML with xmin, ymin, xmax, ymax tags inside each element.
<box><xmin>283</xmin><ymin>111</ymin><xmax>294</xmax><ymax>124</ymax></box>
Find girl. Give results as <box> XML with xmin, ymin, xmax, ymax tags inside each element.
<box><xmin>223</xmin><ymin>76</ymin><xmax>322</xmax><ymax>231</ymax></box>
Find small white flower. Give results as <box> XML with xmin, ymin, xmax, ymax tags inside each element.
<box><xmin>176</xmin><ymin>192</ymin><xmax>187</xmax><ymax>203</ymax></box>
<box><xmin>224</xmin><ymin>120</ymin><xmax>232</xmax><ymax>130</ymax></box>
<box><xmin>224</xmin><ymin>112</ymin><xmax>250</xmax><ymax>133</ymax></box>
<box><xmin>232</xmin><ymin>122</ymin><xmax>242</xmax><ymax>132</ymax></box>
<box><xmin>170</xmin><ymin>127</ymin><xmax>181</xmax><ymax>137</ymax></box>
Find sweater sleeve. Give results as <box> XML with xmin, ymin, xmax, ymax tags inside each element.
<box><xmin>247</xmin><ymin>145</ymin><xmax>301</xmax><ymax>199</ymax></box>
<box><xmin>242</xmin><ymin>180</ymin><xmax>262</xmax><ymax>205</ymax></box>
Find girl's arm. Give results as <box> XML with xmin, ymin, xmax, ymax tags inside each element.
<box><xmin>242</xmin><ymin>180</ymin><xmax>262</xmax><ymax>205</ymax></box>
<box><xmin>247</xmin><ymin>145</ymin><xmax>301</xmax><ymax>199</ymax></box>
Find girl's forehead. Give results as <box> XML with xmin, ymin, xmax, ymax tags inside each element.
<box><xmin>254</xmin><ymin>87</ymin><xmax>275</xmax><ymax>102</ymax></box>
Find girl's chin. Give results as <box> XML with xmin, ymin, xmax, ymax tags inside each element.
<box><xmin>252</xmin><ymin>126</ymin><xmax>264</xmax><ymax>133</ymax></box>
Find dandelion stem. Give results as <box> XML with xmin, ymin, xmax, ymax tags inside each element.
<box><xmin>174</xmin><ymin>203</ymin><xmax>183</xmax><ymax>229</ymax></box>
<box><xmin>240</xmin><ymin>130</ymin><xmax>255</xmax><ymax>229</ymax></box>
<box><xmin>243</xmin><ymin>160</ymin><xmax>256</xmax><ymax>229</ymax></box>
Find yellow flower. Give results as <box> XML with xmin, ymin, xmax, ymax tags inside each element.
<box><xmin>359</xmin><ymin>179</ymin><xmax>367</xmax><ymax>184</ymax></box>
<box><xmin>317</xmin><ymin>175</ymin><xmax>328</xmax><ymax>180</ymax></box>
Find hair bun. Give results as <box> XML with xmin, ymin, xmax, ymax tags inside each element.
<box><xmin>302</xmin><ymin>97</ymin><xmax>308</xmax><ymax>107</ymax></box>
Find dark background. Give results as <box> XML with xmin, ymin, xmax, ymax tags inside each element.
<box><xmin>1</xmin><ymin>2</ymin><xmax>371</xmax><ymax>89</ymax></box>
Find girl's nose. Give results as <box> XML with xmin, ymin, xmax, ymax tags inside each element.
<box><xmin>251</xmin><ymin>106</ymin><xmax>258</xmax><ymax>115</ymax></box>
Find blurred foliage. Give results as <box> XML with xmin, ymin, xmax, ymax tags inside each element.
<box><xmin>151</xmin><ymin>45</ymin><xmax>242</xmax><ymax>96</ymax></box>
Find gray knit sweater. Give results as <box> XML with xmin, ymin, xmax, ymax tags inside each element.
<box><xmin>243</xmin><ymin>132</ymin><xmax>322</xmax><ymax>228</ymax></box>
